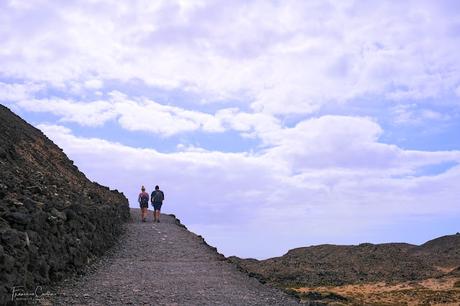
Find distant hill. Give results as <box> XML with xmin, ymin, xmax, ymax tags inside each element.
<box><xmin>228</xmin><ymin>234</ymin><xmax>460</xmax><ymax>288</ymax></box>
<box><xmin>0</xmin><ymin>105</ymin><xmax>130</xmax><ymax>302</ymax></box>
<box><xmin>411</xmin><ymin>234</ymin><xmax>460</xmax><ymax>267</ymax></box>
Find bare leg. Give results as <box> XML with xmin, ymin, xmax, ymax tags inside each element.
<box><xmin>156</xmin><ymin>210</ymin><xmax>160</xmax><ymax>222</ymax></box>
<box><xmin>153</xmin><ymin>210</ymin><xmax>157</xmax><ymax>222</ymax></box>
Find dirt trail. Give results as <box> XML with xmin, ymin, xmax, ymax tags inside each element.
<box><xmin>49</xmin><ymin>208</ymin><xmax>298</xmax><ymax>305</ymax></box>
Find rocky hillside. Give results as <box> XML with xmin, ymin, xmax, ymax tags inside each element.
<box><xmin>0</xmin><ymin>105</ymin><xmax>130</xmax><ymax>302</ymax></box>
<box><xmin>411</xmin><ymin>234</ymin><xmax>460</xmax><ymax>267</ymax></box>
<box><xmin>229</xmin><ymin>234</ymin><xmax>460</xmax><ymax>304</ymax></box>
<box><xmin>228</xmin><ymin>234</ymin><xmax>460</xmax><ymax>288</ymax></box>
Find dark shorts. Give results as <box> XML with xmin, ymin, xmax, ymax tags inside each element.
<box><xmin>140</xmin><ymin>203</ymin><xmax>148</xmax><ymax>209</ymax></box>
<box><xmin>153</xmin><ymin>203</ymin><xmax>162</xmax><ymax>211</ymax></box>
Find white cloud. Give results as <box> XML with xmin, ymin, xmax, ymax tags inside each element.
<box><xmin>392</xmin><ymin>104</ymin><xmax>451</xmax><ymax>125</ymax></box>
<box><xmin>261</xmin><ymin>115</ymin><xmax>460</xmax><ymax>175</ymax></box>
<box><xmin>36</xmin><ymin>120</ymin><xmax>460</xmax><ymax>258</ymax></box>
<box><xmin>0</xmin><ymin>82</ymin><xmax>44</xmax><ymax>102</ymax></box>
<box><xmin>1</xmin><ymin>1</ymin><xmax>460</xmax><ymax>115</ymax></box>
<box><xmin>20</xmin><ymin>93</ymin><xmax>459</xmax><ymax>173</ymax></box>
<box><xmin>84</xmin><ymin>79</ymin><xmax>103</xmax><ymax>90</ymax></box>
<box><xmin>264</xmin><ymin>116</ymin><xmax>388</xmax><ymax>170</ymax></box>
<box><xmin>112</xmin><ymin>93</ymin><xmax>225</xmax><ymax>136</ymax></box>
<box><xmin>214</xmin><ymin>108</ymin><xmax>281</xmax><ymax>138</ymax></box>
<box><xmin>11</xmin><ymin>91</ymin><xmax>283</xmax><ymax>137</ymax></box>
<box><xmin>16</xmin><ymin>98</ymin><xmax>116</xmax><ymax>126</ymax></box>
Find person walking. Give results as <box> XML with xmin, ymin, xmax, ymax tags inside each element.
<box><xmin>151</xmin><ymin>185</ymin><xmax>165</xmax><ymax>223</ymax></box>
<box><xmin>138</xmin><ymin>186</ymin><xmax>149</xmax><ymax>222</ymax></box>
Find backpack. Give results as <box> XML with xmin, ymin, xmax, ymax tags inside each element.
<box><xmin>140</xmin><ymin>193</ymin><xmax>149</xmax><ymax>205</ymax></box>
<box><xmin>153</xmin><ymin>191</ymin><xmax>163</xmax><ymax>203</ymax></box>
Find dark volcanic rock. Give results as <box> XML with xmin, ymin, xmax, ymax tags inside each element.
<box><xmin>228</xmin><ymin>236</ymin><xmax>460</xmax><ymax>289</ymax></box>
<box><xmin>0</xmin><ymin>105</ymin><xmax>129</xmax><ymax>303</ymax></box>
<box><xmin>411</xmin><ymin>234</ymin><xmax>460</xmax><ymax>267</ymax></box>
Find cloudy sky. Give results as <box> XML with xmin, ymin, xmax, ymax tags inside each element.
<box><xmin>1</xmin><ymin>0</ymin><xmax>460</xmax><ymax>259</ymax></box>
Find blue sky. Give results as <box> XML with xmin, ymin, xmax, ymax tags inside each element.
<box><xmin>1</xmin><ymin>0</ymin><xmax>459</xmax><ymax>259</ymax></box>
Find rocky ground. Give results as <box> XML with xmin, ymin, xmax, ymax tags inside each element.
<box><xmin>0</xmin><ymin>105</ymin><xmax>129</xmax><ymax>303</ymax></box>
<box><xmin>46</xmin><ymin>209</ymin><xmax>299</xmax><ymax>305</ymax></box>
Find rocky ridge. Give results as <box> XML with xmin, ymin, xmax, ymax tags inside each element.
<box><xmin>229</xmin><ymin>234</ymin><xmax>460</xmax><ymax>287</ymax></box>
<box><xmin>228</xmin><ymin>234</ymin><xmax>460</xmax><ymax>303</ymax></box>
<box><xmin>0</xmin><ymin>105</ymin><xmax>130</xmax><ymax>303</ymax></box>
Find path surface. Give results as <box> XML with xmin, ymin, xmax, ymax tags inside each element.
<box><xmin>49</xmin><ymin>208</ymin><xmax>299</xmax><ymax>305</ymax></box>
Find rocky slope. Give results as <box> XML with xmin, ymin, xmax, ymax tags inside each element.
<box><xmin>229</xmin><ymin>234</ymin><xmax>460</xmax><ymax>287</ymax></box>
<box><xmin>411</xmin><ymin>234</ymin><xmax>460</xmax><ymax>267</ymax></box>
<box><xmin>0</xmin><ymin>105</ymin><xmax>130</xmax><ymax>303</ymax></box>
<box><xmin>228</xmin><ymin>234</ymin><xmax>460</xmax><ymax>304</ymax></box>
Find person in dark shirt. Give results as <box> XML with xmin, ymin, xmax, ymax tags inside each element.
<box><xmin>151</xmin><ymin>185</ymin><xmax>164</xmax><ymax>223</ymax></box>
<box><xmin>138</xmin><ymin>186</ymin><xmax>149</xmax><ymax>222</ymax></box>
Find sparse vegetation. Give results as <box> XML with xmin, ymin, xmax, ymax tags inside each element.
<box><xmin>287</xmin><ymin>279</ymin><xmax>460</xmax><ymax>305</ymax></box>
<box><xmin>230</xmin><ymin>234</ymin><xmax>460</xmax><ymax>304</ymax></box>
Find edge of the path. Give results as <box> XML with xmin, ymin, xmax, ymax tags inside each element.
<box><xmin>162</xmin><ymin>211</ymin><xmax>302</xmax><ymax>304</ymax></box>
<box><xmin>47</xmin><ymin>210</ymin><xmax>301</xmax><ymax>304</ymax></box>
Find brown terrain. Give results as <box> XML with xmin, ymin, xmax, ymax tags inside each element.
<box><xmin>229</xmin><ymin>235</ymin><xmax>460</xmax><ymax>305</ymax></box>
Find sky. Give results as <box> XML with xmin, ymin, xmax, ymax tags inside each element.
<box><xmin>1</xmin><ymin>0</ymin><xmax>460</xmax><ymax>259</ymax></box>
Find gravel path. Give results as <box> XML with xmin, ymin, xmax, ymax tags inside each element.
<box><xmin>49</xmin><ymin>208</ymin><xmax>299</xmax><ymax>305</ymax></box>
